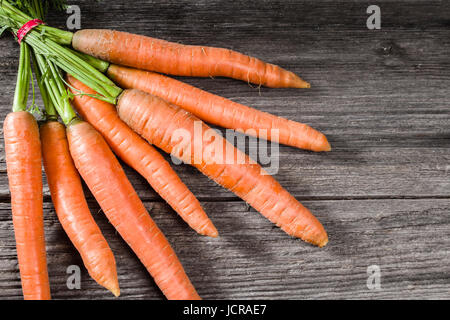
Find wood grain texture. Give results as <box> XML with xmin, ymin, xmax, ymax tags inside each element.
<box><xmin>0</xmin><ymin>200</ymin><xmax>448</xmax><ymax>299</ymax></box>
<box><xmin>0</xmin><ymin>0</ymin><xmax>449</xmax><ymax>299</ymax></box>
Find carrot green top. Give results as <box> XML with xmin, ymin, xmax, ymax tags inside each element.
<box><xmin>12</xmin><ymin>42</ymin><xmax>32</xmax><ymax>112</ymax></box>
<box><xmin>0</xmin><ymin>0</ymin><xmax>122</xmax><ymax>105</ymax></box>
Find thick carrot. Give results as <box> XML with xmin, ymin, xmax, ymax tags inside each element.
<box><xmin>116</xmin><ymin>89</ymin><xmax>328</xmax><ymax>247</ymax></box>
<box><xmin>66</xmin><ymin>120</ymin><xmax>200</xmax><ymax>299</ymax></box>
<box><xmin>107</xmin><ymin>64</ymin><xmax>331</xmax><ymax>152</ymax></box>
<box><xmin>66</xmin><ymin>75</ymin><xmax>217</xmax><ymax>237</ymax></box>
<box><xmin>72</xmin><ymin>29</ymin><xmax>310</xmax><ymax>88</ymax></box>
<box><xmin>4</xmin><ymin>111</ymin><xmax>50</xmax><ymax>300</ymax></box>
<box><xmin>40</xmin><ymin>121</ymin><xmax>120</xmax><ymax>296</ymax></box>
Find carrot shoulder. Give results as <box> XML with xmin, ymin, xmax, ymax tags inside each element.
<box><xmin>107</xmin><ymin>64</ymin><xmax>330</xmax><ymax>152</ymax></box>
<box><xmin>66</xmin><ymin>75</ymin><xmax>217</xmax><ymax>237</ymax></box>
<box><xmin>4</xmin><ymin>111</ymin><xmax>50</xmax><ymax>300</ymax></box>
<box><xmin>72</xmin><ymin>29</ymin><xmax>310</xmax><ymax>88</ymax></box>
<box><xmin>116</xmin><ymin>90</ymin><xmax>328</xmax><ymax>247</ymax></box>
<box><xmin>67</xmin><ymin>120</ymin><xmax>200</xmax><ymax>299</ymax></box>
<box><xmin>40</xmin><ymin>121</ymin><xmax>119</xmax><ymax>296</ymax></box>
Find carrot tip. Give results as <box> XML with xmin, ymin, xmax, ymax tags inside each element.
<box><xmin>110</xmin><ymin>287</ymin><xmax>121</xmax><ymax>297</ymax></box>
<box><xmin>209</xmin><ymin>230</ymin><xmax>219</xmax><ymax>238</ymax></box>
<box><xmin>203</xmin><ymin>225</ymin><xmax>219</xmax><ymax>238</ymax></box>
<box><xmin>315</xmin><ymin>135</ymin><xmax>331</xmax><ymax>152</ymax></box>
<box><xmin>318</xmin><ymin>236</ymin><xmax>329</xmax><ymax>248</ymax></box>
<box><xmin>104</xmin><ymin>282</ymin><xmax>120</xmax><ymax>297</ymax></box>
<box><xmin>292</xmin><ymin>78</ymin><xmax>311</xmax><ymax>89</ymax></box>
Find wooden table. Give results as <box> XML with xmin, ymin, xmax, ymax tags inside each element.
<box><xmin>0</xmin><ymin>0</ymin><xmax>448</xmax><ymax>299</ymax></box>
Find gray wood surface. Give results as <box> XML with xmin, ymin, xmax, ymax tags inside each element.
<box><xmin>0</xmin><ymin>0</ymin><xmax>449</xmax><ymax>299</ymax></box>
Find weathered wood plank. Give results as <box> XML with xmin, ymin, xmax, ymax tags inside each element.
<box><xmin>0</xmin><ymin>146</ymin><xmax>447</xmax><ymax>201</ymax></box>
<box><xmin>0</xmin><ymin>199</ymin><xmax>448</xmax><ymax>299</ymax></box>
<box><xmin>0</xmin><ymin>0</ymin><xmax>448</xmax><ymax>300</ymax></box>
<box><xmin>0</xmin><ymin>2</ymin><xmax>448</xmax><ymax>200</ymax></box>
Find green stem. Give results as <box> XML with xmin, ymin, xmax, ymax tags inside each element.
<box><xmin>12</xmin><ymin>42</ymin><xmax>31</xmax><ymax>112</ymax></box>
<box><xmin>68</xmin><ymin>48</ymin><xmax>110</xmax><ymax>73</ymax></box>
<box><xmin>1</xmin><ymin>1</ymin><xmax>73</xmax><ymax>45</ymax></box>
<box><xmin>32</xmin><ymin>0</ymin><xmax>44</xmax><ymax>21</ymax></box>
<box><xmin>42</xmin><ymin>60</ymin><xmax>77</xmax><ymax>124</ymax></box>
<box><xmin>2</xmin><ymin>0</ymin><xmax>121</xmax><ymax>113</ymax></box>
<box><xmin>34</xmin><ymin>51</ymin><xmax>78</xmax><ymax>125</ymax></box>
<box><xmin>21</xmin><ymin>30</ymin><xmax>121</xmax><ymax>104</ymax></box>
<box><xmin>47</xmin><ymin>60</ymin><xmax>77</xmax><ymax>124</ymax></box>
<box><xmin>44</xmin><ymin>37</ymin><xmax>117</xmax><ymax>89</ymax></box>
<box><xmin>31</xmin><ymin>51</ymin><xmax>56</xmax><ymax>119</ymax></box>
<box><xmin>35</xmin><ymin>57</ymin><xmax>60</xmax><ymax>116</ymax></box>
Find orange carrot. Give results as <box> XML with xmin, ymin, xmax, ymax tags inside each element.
<box><xmin>40</xmin><ymin>120</ymin><xmax>120</xmax><ymax>296</ymax></box>
<box><xmin>116</xmin><ymin>89</ymin><xmax>328</xmax><ymax>247</ymax></box>
<box><xmin>3</xmin><ymin>111</ymin><xmax>51</xmax><ymax>300</ymax></box>
<box><xmin>66</xmin><ymin>75</ymin><xmax>217</xmax><ymax>237</ymax></box>
<box><xmin>72</xmin><ymin>29</ymin><xmax>310</xmax><ymax>88</ymax></box>
<box><xmin>66</xmin><ymin>120</ymin><xmax>200</xmax><ymax>299</ymax></box>
<box><xmin>107</xmin><ymin>64</ymin><xmax>331</xmax><ymax>152</ymax></box>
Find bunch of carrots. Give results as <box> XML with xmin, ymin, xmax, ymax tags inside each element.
<box><xmin>0</xmin><ymin>0</ymin><xmax>331</xmax><ymax>300</ymax></box>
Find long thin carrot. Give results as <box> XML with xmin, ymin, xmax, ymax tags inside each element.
<box><xmin>107</xmin><ymin>64</ymin><xmax>331</xmax><ymax>152</ymax></box>
<box><xmin>67</xmin><ymin>120</ymin><xmax>200</xmax><ymax>299</ymax></box>
<box><xmin>116</xmin><ymin>89</ymin><xmax>328</xmax><ymax>247</ymax></box>
<box><xmin>4</xmin><ymin>39</ymin><xmax>50</xmax><ymax>300</ymax></box>
<box><xmin>66</xmin><ymin>75</ymin><xmax>217</xmax><ymax>237</ymax></box>
<box><xmin>71</xmin><ymin>29</ymin><xmax>310</xmax><ymax>88</ymax></box>
<box><xmin>40</xmin><ymin>120</ymin><xmax>120</xmax><ymax>296</ymax></box>
<box><xmin>4</xmin><ymin>111</ymin><xmax>51</xmax><ymax>300</ymax></box>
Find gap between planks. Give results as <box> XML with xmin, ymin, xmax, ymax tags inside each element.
<box><xmin>0</xmin><ymin>195</ymin><xmax>448</xmax><ymax>203</ymax></box>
